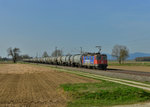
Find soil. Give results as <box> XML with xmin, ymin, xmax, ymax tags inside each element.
<box><xmin>0</xmin><ymin>64</ymin><xmax>98</xmax><ymax>107</ymax></box>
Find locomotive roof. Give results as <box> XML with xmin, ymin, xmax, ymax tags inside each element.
<box><xmin>82</xmin><ymin>52</ymin><xmax>107</xmax><ymax>56</ymax></box>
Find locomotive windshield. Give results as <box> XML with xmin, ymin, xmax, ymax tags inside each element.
<box><xmin>102</xmin><ymin>56</ymin><xmax>107</xmax><ymax>60</ymax></box>
<box><xmin>96</xmin><ymin>55</ymin><xmax>107</xmax><ymax>60</ymax></box>
<box><xmin>96</xmin><ymin>56</ymin><xmax>101</xmax><ymax>60</ymax></box>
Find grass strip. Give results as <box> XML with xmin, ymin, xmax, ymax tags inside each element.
<box><xmin>54</xmin><ymin>68</ymin><xmax>150</xmax><ymax>90</ymax></box>
<box><xmin>61</xmin><ymin>81</ymin><xmax>150</xmax><ymax>107</ymax></box>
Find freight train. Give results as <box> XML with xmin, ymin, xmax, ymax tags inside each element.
<box><xmin>23</xmin><ymin>53</ymin><xmax>108</xmax><ymax>70</ymax></box>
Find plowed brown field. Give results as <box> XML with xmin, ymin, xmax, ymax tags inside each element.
<box><xmin>0</xmin><ymin>64</ymin><xmax>97</xmax><ymax>107</ymax></box>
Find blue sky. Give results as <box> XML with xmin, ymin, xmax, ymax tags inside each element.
<box><xmin>0</xmin><ymin>0</ymin><xmax>150</xmax><ymax>57</ymax></box>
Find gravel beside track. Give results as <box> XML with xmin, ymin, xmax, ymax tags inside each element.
<box><xmin>45</xmin><ymin>64</ymin><xmax>150</xmax><ymax>82</ymax></box>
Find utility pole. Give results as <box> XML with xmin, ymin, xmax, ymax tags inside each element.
<box><xmin>55</xmin><ymin>47</ymin><xmax>57</xmax><ymax>57</ymax></box>
<box><xmin>96</xmin><ymin>46</ymin><xmax>101</xmax><ymax>53</ymax></box>
<box><xmin>36</xmin><ymin>52</ymin><xmax>38</xmax><ymax>58</ymax></box>
<box><xmin>61</xmin><ymin>49</ymin><xmax>63</xmax><ymax>56</ymax></box>
<box><xmin>80</xmin><ymin>47</ymin><xmax>83</xmax><ymax>54</ymax></box>
<box><xmin>55</xmin><ymin>47</ymin><xmax>58</xmax><ymax>68</ymax></box>
<box><xmin>36</xmin><ymin>52</ymin><xmax>38</xmax><ymax>64</ymax></box>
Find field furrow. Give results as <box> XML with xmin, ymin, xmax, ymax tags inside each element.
<box><xmin>0</xmin><ymin>64</ymin><xmax>97</xmax><ymax>107</ymax></box>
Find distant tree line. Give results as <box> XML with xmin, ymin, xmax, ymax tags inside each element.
<box><xmin>51</xmin><ymin>49</ymin><xmax>63</xmax><ymax>57</ymax></box>
<box><xmin>0</xmin><ymin>57</ymin><xmax>11</xmax><ymax>61</ymax></box>
<box><xmin>41</xmin><ymin>49</ymin><xmax>63</xmax><ymax>58</ymax></box>
<box><xmin>18</xmin><ymin>54</ymin><xmax>32</xmax><ymax>60</ymax></box>
<box><xmin>42</xmin><ymin>51</ymin><xmax>49</xmax><ymax>57</ymax></box>
<box><xmin>135</xmin><ymin>57</ymin><xmax>150</xmax><ymax>61</ymax></box>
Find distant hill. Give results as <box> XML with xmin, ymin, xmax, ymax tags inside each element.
<box><xmin>128</xmin><ymin>52</ymin><xmax>150</xmax><ymax>60</ymax></box>
<box><xmin>105</xmin><ymin>52</ymin><xmax>150</xmax><ymax>60</ymax></box>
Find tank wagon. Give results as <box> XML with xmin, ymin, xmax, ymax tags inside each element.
<box><xmin>24</xmin><ymin>53</ymin><xmax>107</xmax><ymax>70</ymax></box>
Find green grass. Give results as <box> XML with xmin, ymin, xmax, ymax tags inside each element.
<box><xmin>61</xmin><ymin>81</ymin><xmax>150</xmax><ymax>107</ymax></box>
<box><xmin>108</xmin><ymin>60</ymin><xmax>150</xmax><ymax>66</ymax></box>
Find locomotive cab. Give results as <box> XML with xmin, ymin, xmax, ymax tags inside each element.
<box><xmin>95</xmin><ymin>54</ymin><xmax>108</xmax><ymax>70</ymax></box>
<box><xmin>82</xmin><ymin>53</ymin><xmax>108</xmax><ymax>70</ymax></box>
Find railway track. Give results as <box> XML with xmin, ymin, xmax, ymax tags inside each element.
<box><xmin>49</xmin><ymin>66</ymin><xmax>150</xmax><ymax>91</ymax></box>
<box><xmin>47</xmin><ymin>64</ymin><xmax>150</xmax><ymax>76</ymax></box>
<box><xmin>35</xmin><ymin>64</ymin><xmax>150</xmax><ymax>82</ymax></box>
<box><xmin>107</xmin><ymin>68</ymin><xmax>150</xmax><ymax>76</ymax></box>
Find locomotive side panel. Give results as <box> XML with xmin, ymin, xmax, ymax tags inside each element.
<box><xmin>82</xmin><ymin>54</ymin><xmax>108</xmax><ymax>69</ymax></box>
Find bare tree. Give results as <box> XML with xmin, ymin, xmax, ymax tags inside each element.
<box><xmin>42</xmin><ymin>51</ymin><xmax>49</xmax><ymax>57</ymax></box>
<box><xmin>112</xmin><ymin>45</ymin><xmax>129</xmax><ymax>64</ymax></box>
<box><xmin>0</xmin><ymin>56</ymin><xmax>2</xmax><ymax>61</ymax></box>
<box><xmin>51</xmin><ymin>49</ymin><xmax>63</xmax><ymax>57</ymax></box>
<box><xmin>7</xmin><ymin>47</ymin><xmax>20</xmax><ymax>63</ymax></box>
